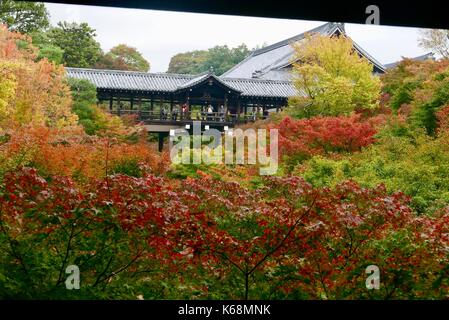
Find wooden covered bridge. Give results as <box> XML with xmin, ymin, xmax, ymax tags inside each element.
<box><xmin>66</xmin><ymin>67</ymin><xmax>298</xmax><ymax>149</ymax></box>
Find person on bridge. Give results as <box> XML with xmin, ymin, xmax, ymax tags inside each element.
<box><xmin>207</xmin><ymin>105</ymin><xmax>214</xmax><ymax>121</ymax></box>
<box><xmin>161</xmin><ymin>106</ymin><xmax>168</xmax><ymax>120</ymax></box>
<box><xmin>172</xmin><ymin>105</ymin><xmax>179</xmax><ymax>121</ymax></box>
<box><xmin>219</xmin><ymin>105</ymin><xmax>225</xmax><ymax>122</ymax></box>
<box><xmin>181</xmin><ymin>103</ymin><xmax>189</xmax><ymax>120</ymax></box>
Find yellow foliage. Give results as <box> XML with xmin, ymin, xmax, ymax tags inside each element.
<box><xmin>0</xmin><ymin>24</ymin><xmax>78</xmax><ymax>129</ymax></box>
<box><xmin>0</xmin><ymin>61</ymin><xmax>17</xmax><ymax>118</ymax></box>
<box><xmin>290</xmin><ymin>34</ymin><xmax>381</xmax><ymax>116</ymax></box>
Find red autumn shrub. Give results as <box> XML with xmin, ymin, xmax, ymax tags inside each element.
<box><xmin>164</xmin><ymin>176</ymin><xmax>448</xmax><ymax>299</ymax></box>
<box><xmin>436</xmin><ymin>105</ymin><xmax>449</xmax><ymax>134</ymax></box>
<box><xmin>1</xmin><ymin>167</ymin><xmax>448</xmax><ymax>299</ymax></box>
<box><xmin>272</xmin><ymin>114</ymin><xmax>379</xmax><ymax>163</ymax></box>
<box><xmin>0</xmin><ymin>167</ymin><xmax>177</xmax><ymax>296</ymax></box>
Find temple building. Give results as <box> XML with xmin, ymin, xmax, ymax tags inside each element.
<box><xmin>66</xmin><ymin>22</ymin><xmax>392</xmax><ymax>117</ymax></box>
<box><xmin>66</xmin><ymin>22</ymin><xmax>434</xmax><ymax>123</ymax></box>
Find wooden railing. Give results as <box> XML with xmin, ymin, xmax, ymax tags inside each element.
<box><xmin>109</xmin><ymin>110</ymin><xmax>267</xmax><ymax>124</ymax></box>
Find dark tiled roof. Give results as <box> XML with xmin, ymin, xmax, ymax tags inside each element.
<box><xmin>223</xmin><ymin>77</ymin><xmax>297</xmax><ymax>98</ymax></box>
<box><xmin>66</xmin><ymin>67</ymin><xmax>194</xmax><ymax>92</ymax></box>
<box><xmin>65</xmin><ymin>67</ymin><xmax>298</xmax><ymax>98</ymax></box>
<box><xmin>252</xmin><ymin>22</ymin><xmax>343</xmax><ymax>56</ymax></box>
<box><xmin>222</xmin><ymin>22</ymin><xmax>386</xmax><ymax>79</ymax></box>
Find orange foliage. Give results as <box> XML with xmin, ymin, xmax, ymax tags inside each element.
<box><xmin>0</xmin><ymin>24</ymin><xmax>37</xmax><ymax>60</ymax></box>
<box><xmin>0</xmin><ymin>24</ymin><xmax>78</xmax><ymax>128</ymax></box>
<box><xmin>436</xmin><ymin>105</ymin><xmax>449</xmax><ymax>134</ymax></box>
<box><xmin>0</xmin><ymin>126</ymin><xmax>169</xmax><ymax>184</ymax></box>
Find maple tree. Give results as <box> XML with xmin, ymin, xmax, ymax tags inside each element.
<box><xmin>271</xmin><ymin>114</ymin><xmax>381</xmax><ymax>170</ymax></box>
<box><xmin>298</xmin><ymin>126</ymin><xmax>449</xmax><ymax>213</ymax></box>
<box><xmin>1</xmin><ymin>167</ymin><xmax>448</xmax><ymax>299</ymax></box>
<box><xmin>0</xmin><ymin>24</ymin><xmax>78</xmax><ymax>128</ymax></box>
<box><xmin>289</xmin><ymin>34</ymin><xmax>381</xmax><ymax>117</ymax></box>
<box><xmin>381</xmin><ymin>58</ymin><xmax>449</xmax><ymax>135</ymax></box>
<box><xmin>0</xmin><ymin>126</ymin><xmax>169</xmax><ymax>184</ymax></box>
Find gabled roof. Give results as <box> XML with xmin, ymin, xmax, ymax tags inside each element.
<box><xmin>222</xmin><ymin>22</ymin><xmax>385</xmax><ymax>80</ymax></box>
<box><xmin>384</xmin><ymin>52</ymin><xmax>435</xmax><ymax>69</ymax></box>
<box><xmin>175</xmin><ymin>70</ymin><xmax>242</xmax><ymax>94</ymax></box>
<box><xmin>65</xmin><ymin>67</ymin><xmax>298</xmax><ymax>98</ymax></box>
<box><xmin>352</xmin><ymin>41</ymin><xmax>385</xmax><ymax>73</ymax></box>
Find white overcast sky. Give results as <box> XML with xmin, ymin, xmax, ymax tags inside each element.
<box><xmin>44</xmin><ymin>2</ymin><xmax>429</xmax><ymax>73</ymax></box>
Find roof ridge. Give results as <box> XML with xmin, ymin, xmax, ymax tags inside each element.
<box><xmin>221</xmin><ymin>76</ymin><xmax>292</xmax><ymax>84</ymax></box>
<box><xmin>66</xmin><ymin>67</ymin><xmax>293</xmax><ymax>84</ymax></box>
<box><xmin>350</xmin><ymin>40</ymin><xmax>385</xmax><ymax>72</ymax></box>
<box><xmin>65</xmin><ymin>67</ymin><xmax>196</xmax><ymax>78</ymax></box>
<box><xmin>251</xmin><ymin>22</ymin><xmax>339</xmax><ymax>56</ymax></box>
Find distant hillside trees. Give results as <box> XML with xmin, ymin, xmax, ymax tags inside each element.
<box><xmin>167</xmin><ymin>44</ymin><xmax>250</xmax><ymax>75</ymax></box>
<box><xmin>0</xmin><ymin>0</ymin><xmax>49</xmax><ymax>33</ymax></box>
<box><xmin>28</xmin><ymin>21</ymin><xmax>151</xmax><ymax>71</ymax></box>
<box><xmin>45</xmin><ymin>21</ymin><xmax>102</xmax><ymax>68</ymax></box>
<box><xmin>95</xmin><ymin>44</ymin><xmax>150</xmax><ymax>72</ymax></box>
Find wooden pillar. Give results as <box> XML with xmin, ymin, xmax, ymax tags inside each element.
<box><xmin>185</xmin><ymin>92</ymin><xmax>190</xmax><ymax>120</ymax></box>
<box><xmin>117</xmin><ymin>96</ymin><xmax>121</xmax><ymax>116</ymax></box>
<box><xmin>170</xmin><ymin>95</ymin><xmax>174</xmax><ymax>112</ymax></box>
<box><xmin>109</xmin><ymin>96</ymin><xmax>113</xmax><ymax>110</ymax></box>
<box><xmin>137</xmin><ymin>97</ymin><xmax>142</xmax><ymax>119</ymax></box>
<box><xmin>130</xmin><ymin>97</ymin><xmax>134</xmax><ymax>110</ymax></box>
<box><xmin>158</xmin><ymin>132</ymin><xmax>165</xmax><ymax>152</ymax></box>
<box><xmin>150</xmin><ymin>96</ymin><xmax>154</xmax><ymax>111</ymax></box>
